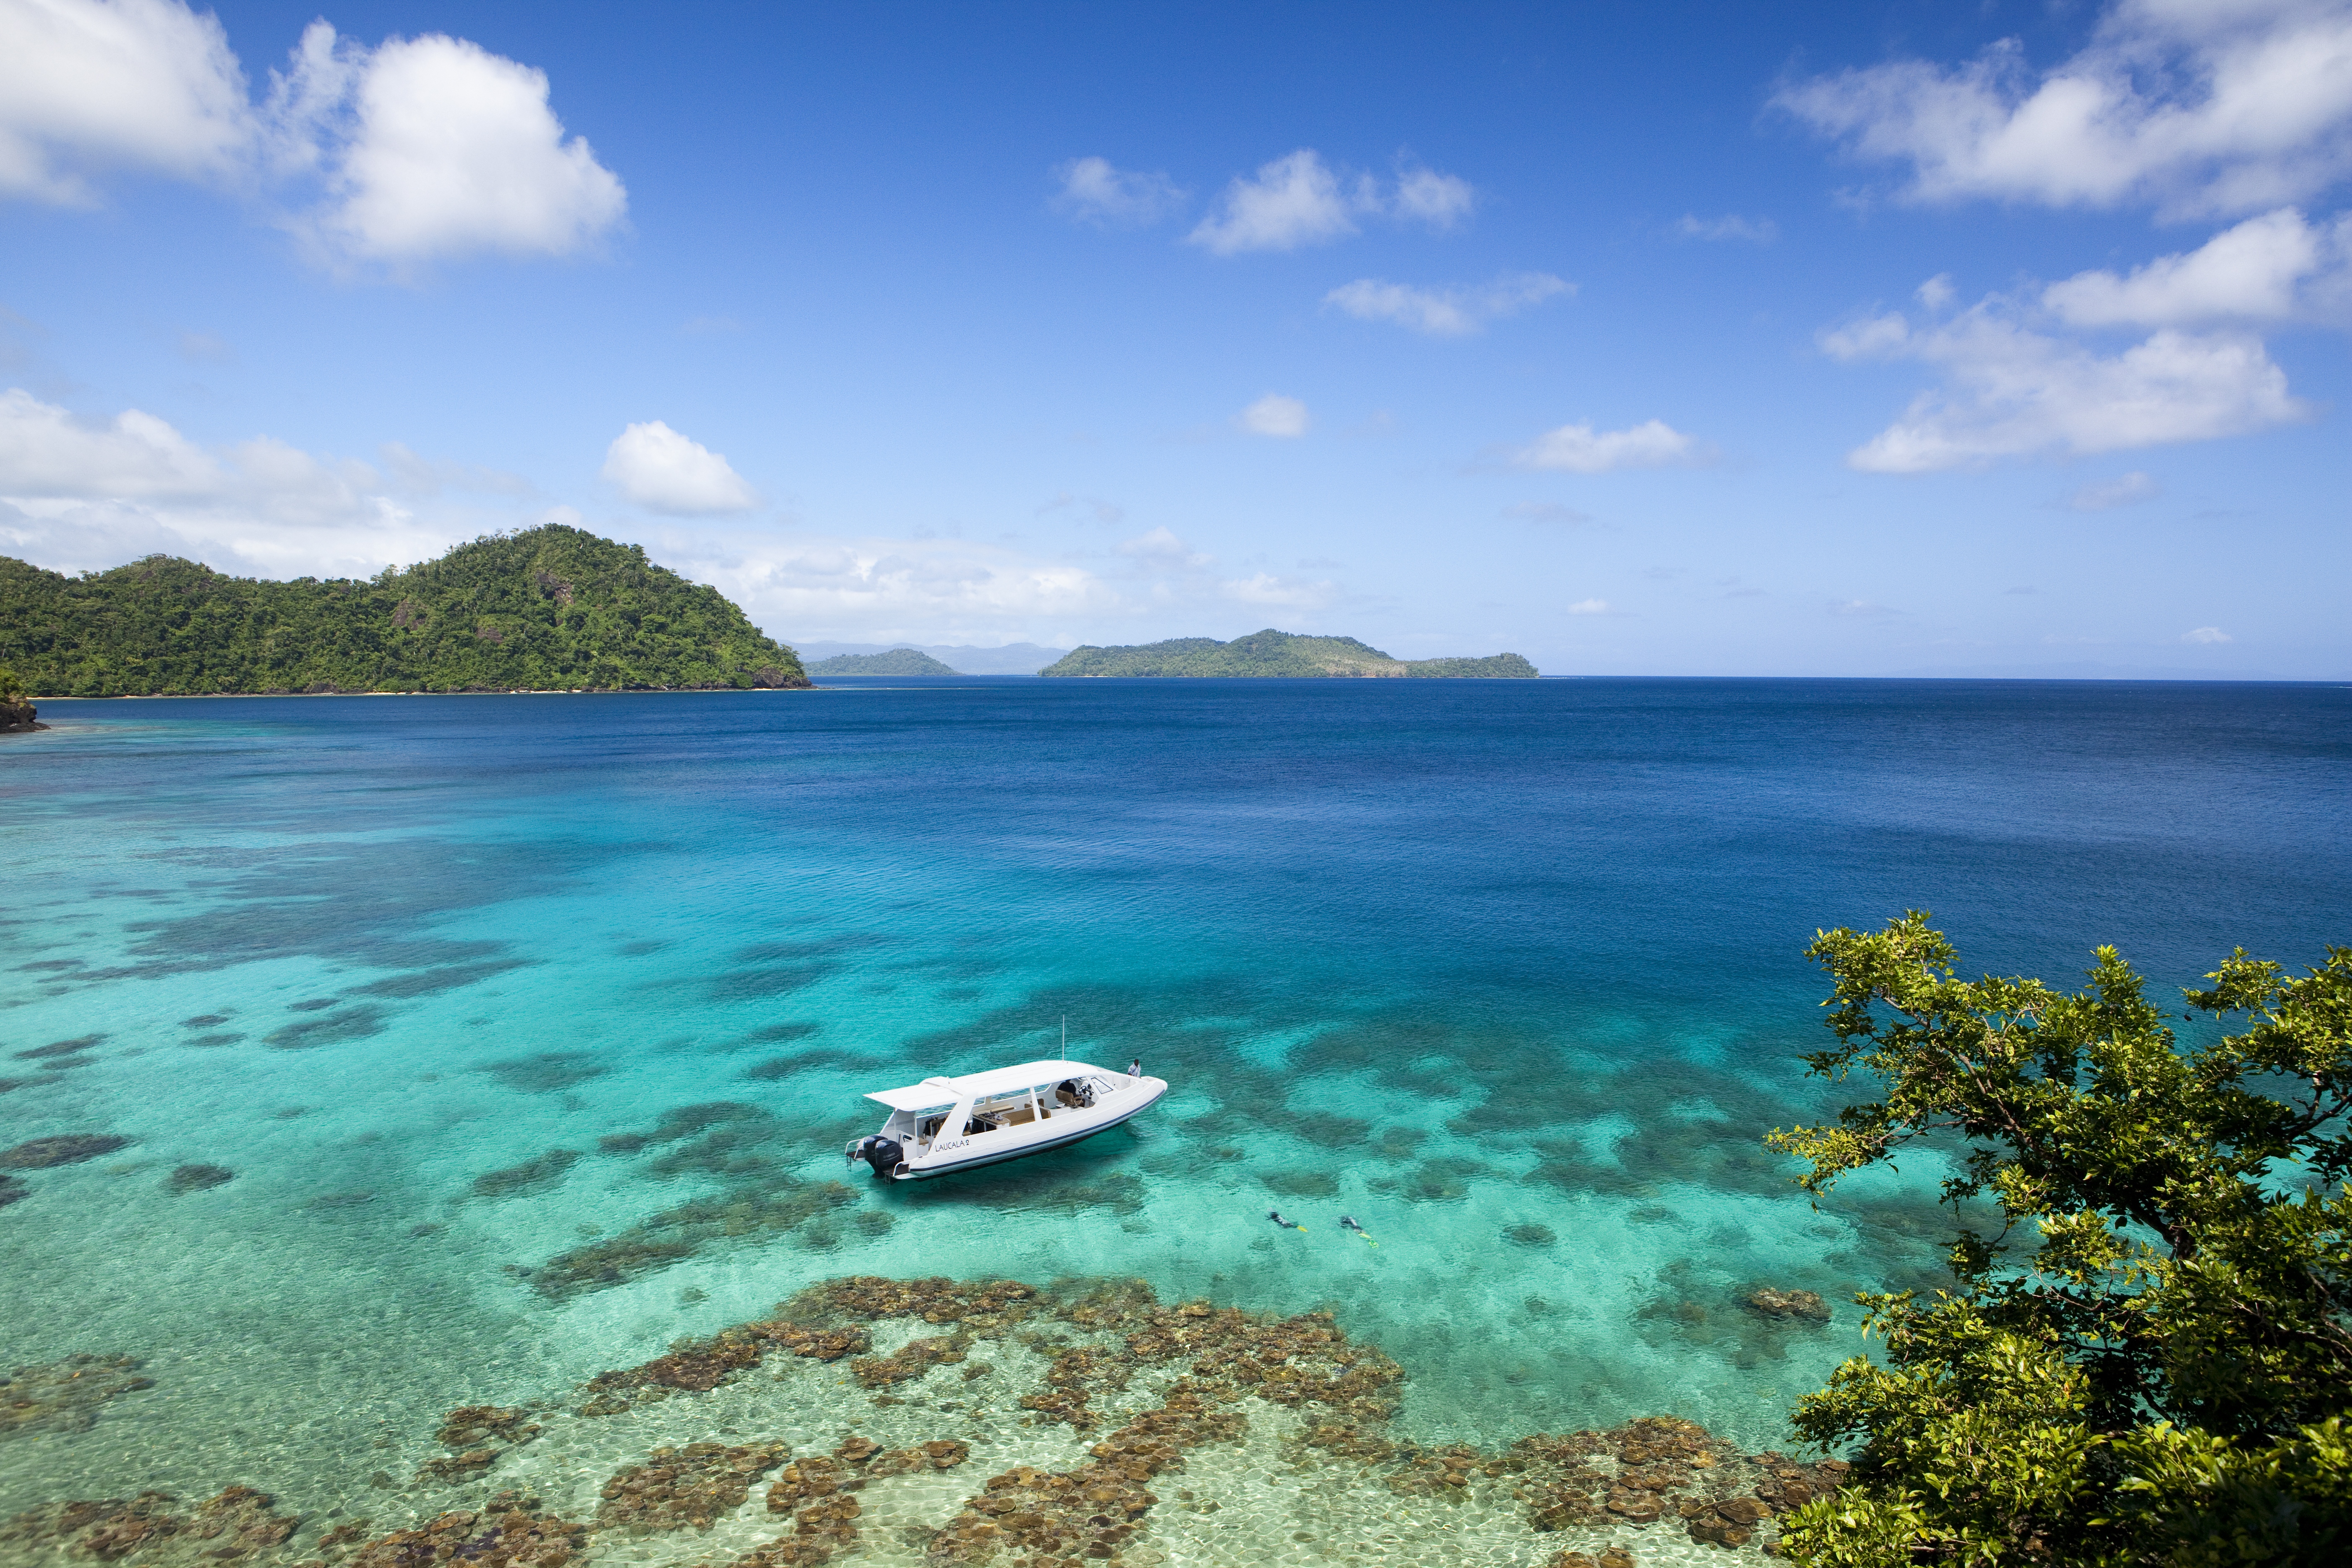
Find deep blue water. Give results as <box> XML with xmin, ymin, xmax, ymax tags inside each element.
<box><xmin>3</xmin><ymin>677</ymin><xmax>2347</xmax><ymax>1536</ymax></box>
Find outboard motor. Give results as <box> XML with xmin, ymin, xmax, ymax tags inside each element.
<box><xmin>852</xmin><ymin>1134</ymin><xmax>903</xmax><ymax>1178</ymax></box>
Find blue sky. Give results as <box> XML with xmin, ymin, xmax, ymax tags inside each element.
<box><xmin>3</xmin><ymin>0</ymin><xmax>2347</xmax><ymax>676</ymax></box>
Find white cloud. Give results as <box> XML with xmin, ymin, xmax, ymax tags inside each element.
<box><xmin>0</xmin><ymin>0</ymin><xmax>252</xmax><ymax>204</ymax></box>
<box><xmin>2042</xmin><ymin>206</ymin><xmax>2349</xmax><ymax>324</ymax></box>
<box><xmin>1220</xmin><ymin>572</ymin><xmax>1337</xmax><ymax>609</ymax></box>
<box><xmin>1774</xmin><ymin>0</ymin><xmax>2352</xmax><ymax>219</ymax></box>
<box><xmin>1053</xmin><ymin>155</ymin><xmax>1186</xmax><ymax>225</ymax></box>
<box><xmin>288</xmin><ymin>26</ymin><xmax>626</xmax><ymax>263</ymax></box>
<box><xmin>1502</xmin><ymin>501</ymin><xmax>1594</xmax><ymax>525</ymax></box>
<box><xmin>1513</xmin><ymin>418</ymin><xmax>1701</xmax><ymax>473</ymax></box>
<box><xmin>0</xmin><ymin>5</ymin><xmax>624</xmax><ymax>266</ymax></box>
<box><xmin>1189</xmin><ymin>150</ymin><xmax>1357</xmax><ymax>254</ymax></box>
<box><xmin>0</xmin><ymin>386</ymin><xmax>221</xmax><ymax>497</ymax></box>
<box><xmin>600</xmin><ymin>421</ymin><xmax>758</xmax><ymax>515</ymax></box>
<box><xmin>1825</xmin><ymin>298</ymin><xmax>2309</xmax><ymax>470</ymax></box>
<box><xmin>1674</xmin><ymin>213</ymin><xmax>1779</xmax><ymax>242</ymax></box>
<box><xmin>1324</xmin><ymin>272</ymin><xmax>1571</xmax><ymax>336</ymax></box>
<box><xmin>1917</xmin><ymin>273</ymin><xmax>1958</xmax><ymax>310</ymax></box>
<box><xmin>2067</xmin><ymin>470</ymin><xmax>2162</xmax><ymax>509</ymax></box>
<box><xmin>2182</xmin><ymin>624</ymin><xmax>2234</xmax><ymax>642</ymax></box>
<box><xmin>1235</xmin><ymin>393</ymin><xmax>1310</xmax><ymax>438</ymax></box>
<box><xmin>1186</xmin><ymin>150</ymin><xmax>1476</xmax><ymax>254</ymax></box>
<box><xmin>1118</xmin><ymin>525</ymin><xmax>1212</xmax><ymax>568</ymax></box>
<box><xmin>1392</xmin><ymin>165</ymin><xmax>1476</xmax><ymax>228</ymax></box>
<box><xmin>1567</xmin><ymin>598</ymin><xmax>1611</xmax><ymax>614</ymax></box>
<box><xmin>0</xmin><ymin>385</ymin><xmax>480</xmax><ymax>578</ymax></box>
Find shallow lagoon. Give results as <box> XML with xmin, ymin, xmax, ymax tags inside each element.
<box><xmin>4</xmin><ymin>678</ymin><xmax>2347</xmax><ymax>1564</ymax></box>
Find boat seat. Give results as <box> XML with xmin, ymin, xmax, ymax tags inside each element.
<box><xmin>999</xmin><ymin>1106</ymin><xmax>1037</xmax><ymax>1126</ymax></box>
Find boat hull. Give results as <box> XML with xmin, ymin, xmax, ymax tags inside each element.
<box><xmin>892</xmin><ymin>1078</ymin><xmax>1166</xmax><ymax>1179</ymax></box>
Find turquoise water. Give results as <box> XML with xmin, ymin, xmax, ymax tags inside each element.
<box><xmin>3</xmin><ymin>678</ymin><xmax>2347</xmax><ymax>1560</ymax></box>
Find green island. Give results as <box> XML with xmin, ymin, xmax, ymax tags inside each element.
<box><xmin>808</xmin><ymin>647</ymin><xmax>960</xmax><ymax>676</ymax></box>
<box><xmin>1039</xmin><ymin>628</ymin><xmax>1538</xmax><ymax>678</ymax></box>
<box><xmin>0</xmin><ymin>524</ymin><xmax>809</xmax><ymax>696</ymax></box>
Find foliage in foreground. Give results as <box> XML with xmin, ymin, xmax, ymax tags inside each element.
<box><xmin>0</xmin><ymin>525</ymin><xmax>809</xmax><ymax>696</ymax></box>
<box><xmin>1039</xmin><ymin>627</ymin><xmax>1539</xmax><ymax>678</ymax></box>
<box><xmin>1770</xmin><ymin>913</ymin><xmax>2352</xmax><ymax>1565</ymax></box>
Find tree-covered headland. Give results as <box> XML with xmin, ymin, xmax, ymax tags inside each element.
<box><xmin>1772</xmin><ymin>913</ymin><xmax>2352</xmax><ymax>1565</ymax></box>
<box><xmin>1039</xmin><ymin>628</ymin><xmax>1538</xmax><ymax>678</ymax></box>
<box><xmin>0</xmin><ymin>525</ymin><xmax>808</xmax><ymax>696</ymax></box>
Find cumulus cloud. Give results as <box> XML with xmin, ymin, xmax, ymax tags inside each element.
<box><xmin>1512</xmin><ymin>418</ymin><xmax>1702</xmax><ymax>473</ymax></box>
<box><xmin>2182</xmin><ymin>624</ymin><xmax>2234</xmax><ymax>642</ymax></box>
<box><xmin>1187</xmin><ymin>150</ymin><xmax>1476</xmax><ymax>254</ymax></box>
<box><xmin>1567</xmin><ymin>598</ymin><xmax>1611</xmax><ymax>614</ymax></box>
<box><xmin>1053</xmin><ymin>155</ymin><xmax>1186</xmax><ymax>225</ymax></box>
<box><xmin>1774</xmin><ymin>0</ymin><xmax>2352</xmax><ymax>219</ymax></box>
<box><xmin>0</xmin><ymin>3</ymin><xmax>624</xmax><ymax>266</ymax></box>
<box><xmin>276</xmin><ymin>23</ymin><xmax>625</xmax><ymax>264</ymax></box>
<box><xmin>0</xmin><ymin>384</ymin><xmax>485</xmax><ymax>578</ymax></box>
<box><xmin>1324</xmin><ymin>272</ymin><xmax>1571</xmax><ymax>336</ymax></box>
<box><xmin>2042</xmin><ymin>206</ymin><xmax>2352</xmax><ymax>324</ymax></box>
<box><xmin>1235</xmin><ymin>393</ymin><xmax>1309</xmax><ymax>438</ymax></box>
<box><xmin>600</xmin><ymin>421</ymin><xmax>759</xmax><ymax>515</ymax></box>
<box><xmin>1118</xmin><ymin>525</ymin><xmax>1213</xmax><ymax>568</ymax></box>
<box><xmin>1823</xmin><ymin>297</ymin><xmax>2308</xmax><ymax>470</ymax></box>
<box><xmin>0</xmin><ymin>0</ymin><xmax>252</xmax><ymax>204</ymax></box>
<box><xmin>2067</xmin><ymin>470</ymin><xmax>2162</xmax><ymax>509</ymax></box>
<box><xmin>1673</xmin><ymin>213</ymin><xmax>1779</xmax><ymax>242</ymax></box>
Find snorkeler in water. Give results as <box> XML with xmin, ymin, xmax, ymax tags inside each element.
<box><xmin>1266</xmin><ymin>1209</ymin><xmax>1307</xmax><ymax>1231</ymax></box>
<box><xmin>1339</xmin><ymin>1215</ymin><xmax>1377</xmax><ymax>1246</ymax></box>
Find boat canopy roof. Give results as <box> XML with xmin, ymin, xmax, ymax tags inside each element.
<box><xmin>864</xmin><ymin>1059</ymin><xmax>1110</xmax><ymax>1111</ymax></box>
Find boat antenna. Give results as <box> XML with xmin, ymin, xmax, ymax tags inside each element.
<box><xmin>1060</xmin><ymin>1014</ymin><xmax>1066</xmax><ymax>1063</ymax></box>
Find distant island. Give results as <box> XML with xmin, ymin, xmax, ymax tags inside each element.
<box><xmin>795</xmin><ymin>640</ymin><xmax>1072</xmax><ymax>674</ymax></box>
<box><xmin>0</xmin><ymin>525</ymin><xmax>809</xmax><ymax>697</ymax></box>
<box><xmin>808</xmin><ymin>648</ymin><xmax>959</xmax><ymax>676</ymax></box>
<box><xmin>1039</xmin><ymin>629</ymin><xmax>1539</xmax><ymax>678</ymax></box>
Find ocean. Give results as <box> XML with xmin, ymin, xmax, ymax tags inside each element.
<box><xmin>4</xmin><ymin>677</ymin><xmax>2347</xmax><ymax>1566</ymax></box>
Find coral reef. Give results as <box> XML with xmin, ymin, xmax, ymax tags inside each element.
<box><xmin>1741</xmin><ymin>1287</ymin><xmax>1831</xmax><ymax>1323</ymax></box>
<box><xmin>417</xmin><ymin>1405</ymin><xmax>542</xmax><ymax>1484</ymax></box>
<box><xmin>2</xmin><ymin>1133</ymin><xmax>131</xmax><ymax>1168</ymax></box>
<box><xmin>343</xmin><ymin>1507</ymin><xmax>585</xmax><ymax>1568</ymax></box>
<box><xmin>14</xmin><ymin>1036</ymin><xmax>105</xmax><ymax>1061</ymax></box>
<box><xmin>575</xmin><ymin>1316</ymin><xmax>868</xmax><ymax>1415</ymax></box>
<box><xmin>166</xmin><ymin>1164</ymin><xmax>235</xmax><ymax>1194</ymax></box>
<box><xmin>469</xmin><ymin>1149</ymin><xmax>582</xmax><ymax>1200</ymax></box>
<box><xmin>0</xmin><ymin>1354</ymin><xmax>155</xmax><ymax>1439</ymax></box>
<box><xmin>525</xmin><ymin>1181</ymin><xmax>858</xmax><ymax>1300</ymax></box>
<box><xmin>1</xmin><ymin>1485</ymin><xmax>294</xmax><ymax>1562</ymax></box>
<box><xmin>0</xmin><ymin>1174</ymin><xmax>25</xmax><ymax>1207</ymax></box>
<box><xmin>596</xmin><ymin>1442</ymin><xmax>788</xmax><ymax>1531</ymax></box>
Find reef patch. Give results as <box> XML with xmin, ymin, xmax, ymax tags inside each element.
<box><xmin>0</xmin><ymin>1354</ymin><xmax>155</xmax><ymax>1439</ymax></box>
<box><xmin>0</xmin><ymin>1484</ymin><xmax>292</xmax><ymax>1563</ymax></box>
<box><xmin>2</xmin><ymin>1134</ymin><xmax>132</xmax><ymax>1168</ymax></box>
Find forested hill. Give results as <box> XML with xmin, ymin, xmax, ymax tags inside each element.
<box><xmin>0</xmin><ymin>525</ymin><xmax>810</xmax><ymax>696</ymax></box>
<box><xmin>1040</xmin><ymin>629</ymin><xmax>1539</xmax><ymax>678</ymax></box>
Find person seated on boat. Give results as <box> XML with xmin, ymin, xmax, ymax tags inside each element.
<box><xmin>1055</xmin><ymin>1079</ymin><xmax>1092</xmax><ymax>1109</ymax></box>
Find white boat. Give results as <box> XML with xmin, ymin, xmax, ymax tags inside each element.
<box><xmin>844</xmin><ymin>1057</ymin><xmax>1168</xmax><ymax>1180</ymax></box>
